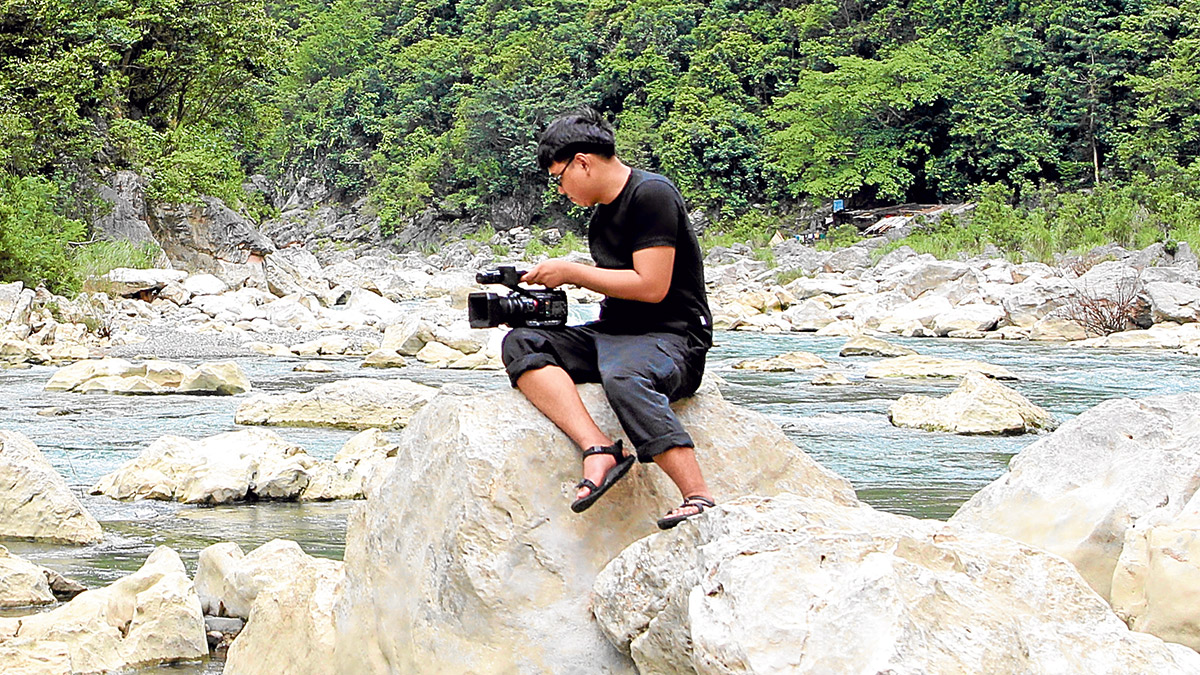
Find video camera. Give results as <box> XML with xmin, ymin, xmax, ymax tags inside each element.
<box><xmin>468</xmin><ymin>266</ymin><xmax>568</xmax><ymax>329</ymax></box>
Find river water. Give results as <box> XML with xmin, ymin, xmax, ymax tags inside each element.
<box><xmin>3</xmin><ymin>330</ymin><xmax>1200</xmax><ymax>673</ymax></box>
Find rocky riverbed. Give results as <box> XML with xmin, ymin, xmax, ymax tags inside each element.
<box><xmin>4</xmin><ymin>237</ymin><xmax>1200</xmax><ymax>673</ymax></box>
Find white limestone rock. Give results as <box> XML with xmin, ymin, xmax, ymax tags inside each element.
<box><xmin>1000</xmin><ymin>276</ymin><xmax>1078</xmax><ymax>327</ymax></box>
<box><xmin>176</xmin><ymin>360</ymin><xmax>252</xmax><ymax>395</ymax></box>
<box><xmin>952</xmin><ymin>393</ymin><xmax>1200</xmax><ymax>607</ymax></box>
<box><xmin>593</xmin><ymin>495</ymin><xmax>1200</xmax><ymax>674</ymax></box>
<box><xmin>0</xmin><ymin>431</ymin><xmax>103</xmax><ymax>544</ymax></box>
<box><xmin>235</xmin><ymin>378</ymin><xmax>438</xmax><ymax>430</ymax></box>
<box><xmin>839</xmin><ymin>334</ymin><xmax>916</xmax><ymax>358</ymax></box>
<box><xmin>86</xmin><ymin>268</ymin><xmax>187</xmax><ymax>296</ymax></box>
<box><xmin>1145</xmin><ymin>281</ymin><xmax>1200</xmax><ymax>324</ymax></box>
<box><xmin>888</xmin><ymin>372</ymin><xmax>1055</xmax><ymax>434</ymax></box>
<box><xmin>360</xmin><ymin>349</ymin><xmax>407</xmax><ymax>368</ymax></box>
<box><xmin>733</xmin><ymin>351</ymin><xmax>827</xmax><ymax>371</ymax></box>
<box><xmin>329</xmin><ymin>382</ymin><xmax>856</xmax><ymax>675</ymax></box>
<box><xmin>930</xmin><ymin>302</ymin><xmax>1005</xmax><ymax>336</ymax></box>
<box><xmin>0</xmin><ymin>546</ymin><xmax>54</xmax><ymax>607</ymax></box>
<box><xmin>91</xmin><ymin>429</ymin><xmax>315</xmax><ymax>504</ymax></box>
<box><xmin>4</xmin><ymin>547</ymin><xmax>206</xmax><ymax>673</ymax></box>
<box><xmin>223</xmin><ymin>553</ymin><xmax>344</xmax><ymax>675</ymax></box>
<box><xmin>865</xmin><ymin>354</ymin><xmax>1017</xmax><ymax>380</ymax></box>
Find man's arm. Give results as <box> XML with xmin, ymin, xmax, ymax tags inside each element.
<box><xmin>521</xmin><ymin>246</ymin><xmax>675</xmax><ymax>303</ymax></box>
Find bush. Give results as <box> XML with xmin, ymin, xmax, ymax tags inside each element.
<box><xmin>0</xmin><ymin>172</ymin><xmax>86</xmax><ymax>293</ymax></box>
<box><xmin>816</xmin><ymin>223</ymin><xmax>860</xmax><ymax>251</ymax></box>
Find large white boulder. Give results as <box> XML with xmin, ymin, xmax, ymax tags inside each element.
<box><xmin>0</xmin><ymin>431</ymin><xmax>102</xmax><ymax>544</ymax></box>
<box><xmin>91</xmin><ymin>429</ymin><xmax>314</xmax><ymax>504</ymax></box>
<box><xmin>44</xmin><ymin>358</ymin><xmax>251</xmax><ymax>396</ymax></box>
<box><xmin>893</xmin><ymin>259</ymin><xmax>969</xmax><ymax>298</ymax></box>
<box><xmin>888</xmin><ymin>372</ymin><xmax>1055</xmax><ymax>434</ymax></box>
<box><xmin>221</xmin><ymin>545</ymin><xmax>343</xmax><ymax>675</ymax></box>
<box><xmin>952</xmin><ymin>393</ymin><xmax>1200</xmax><ymax>607</ymax></box>
<box><xmin>235</xmin><ymin>378</ymin><xmax>438</xmax><ymax>430</ymax></box>
<box><xmin>0</xmin><ymin>546</ymin><xmax>54</xmax><ymax>608</ymax></box>
<box><xmin>0</xmin><ymin>547</ymin><xmax>206</xmax><ymax>673</ymax></box>
<box><xmin>1145</xmin><ymin>281</ymin><xmax>1200</xmax><ymax>324</ymax></box>
<box><xmin>732</xmin><ymin>351</ymin><xmax>827</xmax><ymax>371</ymax></box>
<box><xmin>865</xmin><ymin>354</ymin><xmax>1017</xmax><ymax>380</ymax></box>
<box><xmin>1000</xmin><ymin>276</ymin><xmax>1078</xmax><ymax>327</ymax></box>
<box><xmin>592</xmin><ymin>494</ymin><xmax>1200</xmax><ymax>674</ymax></box>
<box><xmin>330</xmin><ymin>382</ymin><xmax>857</xmax><ymax>675</ymax></box>
<box><xmin>931</xmin><ymin>302</ymin><xmax>1005</xmax><ymax>336</ymax></box>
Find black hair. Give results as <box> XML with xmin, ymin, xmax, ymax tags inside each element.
<box><xmin>536</xmin><ymin>108</ymin><xmax>616</xmax><ymax>170</ymax></box>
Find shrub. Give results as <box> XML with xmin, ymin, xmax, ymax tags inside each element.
<box><xmin>0</xmin><ymin>172</ymin><xmax>86</xmax><ymax>293</ymax></box>
<box><xmin>816</xmin><ymin>223</ymin><xmax>860</xmax><ymax>251</ymax></box>
<box><xmin>72</xmin><ymin>240</ymin><xmax>160</xmax><ymax>284</ymax></box>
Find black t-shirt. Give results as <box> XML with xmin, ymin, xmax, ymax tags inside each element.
<box><xmin>588</xmin><ymin>168</ymin><xmax>712</xmax><ymax>348</ymax></box>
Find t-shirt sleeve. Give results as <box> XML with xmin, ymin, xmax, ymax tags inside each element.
<box><xmin>628</xmin><ymin>179</ymin><xmax>683</xmax><ymax>252</ymax></box>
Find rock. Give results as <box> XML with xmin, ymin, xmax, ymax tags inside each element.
<box><xmin>1001</xmin><ymin>276</ymin><xmax>1078</xmax><ymax>327</ymax></box>
<box><xmin>381</xmin><ymin>318</ymin><xmax>435</xmax><ymax>355</ymax></box>
<box><xmin>361</xmin><ymin>349</ymin><xmax>407</xmax><ymax>368</ymax></box>
<box><xmin>414</xmin><ymin>340</ymin><xmax>463</xmax><ymax>366</ymax></box>
<box><xmin>877</xmin><ymin>295</ymin><xmax>953</xmax><ymax>333</ymax></box>
<box><xmin>952</xmin><ymin>392</ymin><xmax>1200</xmax><ymax>614</ymax></box>
<box><xmin>223</xmin><ymin>553</ymin><xmax>343</xmax><ymax>675</ymax></box>
<box><xmin>235</xmin><ymin>378</ymin><xmax>438</xmax><ymax>430</ymax></box>
<box><xmin>865</xmin><ymin>354</ymin><xmax>1017</xmax><ymax>380</ymax></box>
<box><xmin>814</xmin><ymin>319</ymin><xmax>859</xmax><ymax>336</ymax></box>
<box><xmin>181</xmin><ymin>273</ymin><xmax>228</xmax><ymax>296</ymax></box>
<box><xmin>91</xmin><ymin>170</ymin><xmax>158</xmax><ymax>247</ymax></box>
<box><xmin>245</xmin><ymin>341</ymin><xmax>293</xmax><ymax>357</ymax></box>
<box><xmin>931</xmin><ymin>302</ymin><xmax>1004</xmax><ymax>336</ymax></box>
<box><xmin>177</xmin><ymin>361</ymin><xmax>252</xmax><ymax>395</ymax></box>
<box><xmin>592</xmin><ymin>494</ymin><xmax>1200</xmax><ymax>674</ymax></box>
<box><xmin>0</xmin><ymin>546</ymin><xmax>55</xmax><ymax>607</ymax></box>
<box><xmin>195</xmin><ymin>540</ymin><xmax>326</xmax><ymax>620</ymax></box>
<box><xmin>811</xmin><ymin>372</ymin><xmax>851</xmax><ymax>386</ymax></box>
<box><xmin>91</xmin><ymin>429</ymin><xmax>315</xmax><ymax>504</ymax></box>
<box><xmin>895</xmin><ymin>259</ymin><xmax>970</xmax><ymax>298</ymax></box>
<box><xmin>78</xmin><ymin>374</ymin><xmax>162</xmax><ymax>395</ymax></box>
<box><xmin>0</xmin><ymin>431</ymin><xmax>103</xmax><ymax>544</ymax></box>
<box><xmin>44</xmin><ymin>358</ymin><xmax>138</xmax><ymax>391</ymax></box>
<box><xmin>300</xmin><ymin>429</ymin><xmax>397</xmax><ymax>501</ymax></box>
<box><xmin>784</xmin><ymin>277</ymin><xmax>858</xmax><ymax>299</ymax></box>
<box><xmin>83</xmin><ymin>268</ymin><xmax>188</xmax><ymax>296</ymax></box>
<box><xmin>149</xmin><ymin>196</ymin><xmax>275</xmax><ymax>275</ymax></box>
<box><xmin>824</xmin><ymin>245</ymin><xmax>871</xmax><ymax>272</ymax></box>
<box><xmin>839</xmin><ymin>335</ymin><xmax>916</xmax><ymax>358</ymax></box>
<box><xmin>1030</xmin><ymin>316</ymin><xmax>1088</xmax><ymax>341</ymax></box>
<box><xmin>293</xmin><ymin>361</ymin><xmax>335</xmax><ymax>373</ymax></box>
<box><xmin>329</xmin><ymin>382</ymin><xmax>857</xmax><ymax>674</ymax></box>
<box><xmin>732</xmin><ymin>351</ymin><xmax>826</xmax><ymax>371</ymax></box>
<box><xmin>4</xmin><ymin>547</ymin><xmax>206</xmax><ymax>673</ymax></box>
<box><xmin>1145</xmin><ymin>281</ymin><xmax>1200</xmax><ymax>324</ymax></box>
<box><xmin>888</xmin><ymin>373</ymin><xmax>1055</xmax><ymax>434</ymax></box>
<box><xmin>780</xmin><ymin>298</ymin><xmax>838</xmax><ymax>331</ymax></box>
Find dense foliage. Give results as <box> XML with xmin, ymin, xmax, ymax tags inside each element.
<box><xmin>3</xmin><ymin>0</ymin><xmax>1200</xmax><ymax>289</ymax></box>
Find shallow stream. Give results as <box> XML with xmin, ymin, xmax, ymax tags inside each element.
<box><xmin>3</xmin><ymin>330</ymin><xmax>1200</xmax><ymax>673</ymax></box>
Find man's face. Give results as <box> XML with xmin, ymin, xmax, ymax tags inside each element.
<box><xmin>547</xmin><ymin>155</ymin><xmax>593</xmax><ymax>207</ymax></box>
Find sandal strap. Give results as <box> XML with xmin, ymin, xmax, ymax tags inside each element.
<box><xmin>581</xmin><ymin>439</ymin><xmax>623</xmax><ymax>460</ymax></box>
<box><xmin>575</xmin><ymin>478</ymin><xmax>599</xmax><ymax>491</ymax></box>
<box><xmin>680</xmin><ymin>495</ymin><xmax>716</xmax><ymax>510</ymax></box>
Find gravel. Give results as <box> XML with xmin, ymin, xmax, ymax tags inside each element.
<box><xmin>105</xmin><ymin>325</ymin><xmax>384</xmax><ymax>362</ymax></box>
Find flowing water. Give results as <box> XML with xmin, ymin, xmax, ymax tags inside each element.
<box><xmin>3</xmin><ymin>330</ymin><xmax>1200</xmax><ymax>673</ymax></box>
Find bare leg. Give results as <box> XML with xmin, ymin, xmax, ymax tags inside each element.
<box><xmin>516</xmin><ymin>365</ymin><xmax>623</xmax><ymax>500</ymax></box>
<box><xmin>652</xmin><ymin>446</ymin><xmax>714</xmax><ymax>519</ymax></box>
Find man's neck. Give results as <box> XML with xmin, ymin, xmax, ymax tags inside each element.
<box><xmin>593</xmin><ymin>159</ymin><xmax>633</xmax><ymax>205</ymax></box>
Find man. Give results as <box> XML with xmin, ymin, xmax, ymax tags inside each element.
<box><xmin>501</xmin><ymin>108</ymin><xmax>715</xmax><ymax>529</ymax></box>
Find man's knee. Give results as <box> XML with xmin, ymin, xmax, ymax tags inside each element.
<box><xmin>501</xmin><ymin>327</ymin><xmax>544</xmax><ymax>366</ymax></box>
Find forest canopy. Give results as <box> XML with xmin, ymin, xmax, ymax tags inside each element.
<box><xmin>2</xmin><ymin>0</ymin><xmax>1200</xmax><ymax>289</ymax></box>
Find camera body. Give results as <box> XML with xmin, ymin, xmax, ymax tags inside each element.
<box><xmin>468</xmin><ymin>266</ymin><xmax>568</xmax><ymax>329</ymax></box>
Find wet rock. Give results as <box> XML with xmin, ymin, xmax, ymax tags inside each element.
<box><xmin>593</xmin><ymin>494</ymin><xmax>1200</xmax><ymax>674</ymax></box>
<box><xmin>45</xmin><ymin>358</ymin><xmax>251</xmax><ymax>396</ymax></box>
<box><xmin>888</xmin><ymin>372</ymin><xmax>1055</xmax><ymax>434</ymax></box>
<box><xmin>234</xmin><ymin>378</ymin><xmax>438</xmax><ymax>430</ymax></box>
<box><xmin>865</xmin><ymin>354</ymin><xmax>1017</xmax><ymax>380</ymax></box>
<box><xmin>0</xmin><ymin>546</ymin><xmax>54</xmax><ymax>608</ymax></box>
<box><xmin>360</xmin><ymin>349</ymin><xmax>407</xmax><ymax>368</ymax></box>
<box><xmin>329</xmin><ymin>381</ymin><xmax>856</xmax><ymax>674</ymax></box>
<box><xmin>839</xmin><ymin>334</ymin><xmax>916</xmax><ymax>358</ymax></box>
<box><xmin>0</xmin><ymin>431</ymin><xmax>103</xmax><ymax>544</ymax></box>
<box><xmin>176</xmin><ymin>361</ymin><xmax>252</xmax><ymax>395</ymax></box>
<box><xmin>0</xmin><ymin>547</ymin><xmax>206</xmax><ymax>673</ymax></box>
<box><xmin>811</xmin><ymin>372</ymin><xmax>851</xmax><ymax>386</ymax></box>
<box><xmin>733</xmin><ymin>351</ymin><xmax>827</xmax><ymax>371</ymax></box>
<box><xmin>91</xmin><ymin>429</ymin><xmax>316</xmax><ymax>504</ymax></box>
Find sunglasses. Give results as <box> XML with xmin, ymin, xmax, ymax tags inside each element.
<box><xmin>548</xmin><ymin>156</ymin><xmax>575</xmax><ymax>187</ymax></box>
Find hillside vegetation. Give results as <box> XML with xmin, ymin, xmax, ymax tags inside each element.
<box><xmin>2</xmin><ymin>0</ymin><xmax>1199</xmax><ymax>291</ymax></box>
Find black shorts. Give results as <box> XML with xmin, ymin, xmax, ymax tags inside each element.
<box><xmin>501</xmin><ymin>324</ymin><xmax>707</xmax><ymax>461</ymax></box>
